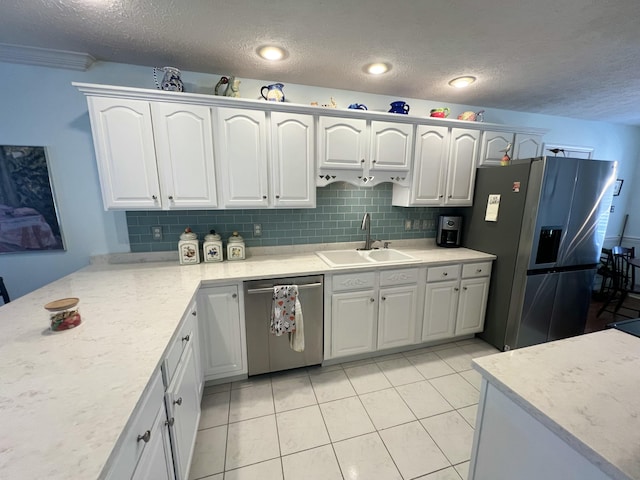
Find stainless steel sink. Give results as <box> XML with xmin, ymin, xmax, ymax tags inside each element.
<box><xmin>316</xmin><ymin>249</ymin><xmax>417</xmax><ymax>267</ymax></box>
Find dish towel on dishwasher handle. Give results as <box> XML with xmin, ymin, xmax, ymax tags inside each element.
<box><xmin>290</xmin><ymin>296</ymin><xmax>304</xmax><ymax>352</ymax></box>
<box><xmin>270</xmin><ymin>285</ymin><xmax>305</xmax><ymax>352</ymax></box>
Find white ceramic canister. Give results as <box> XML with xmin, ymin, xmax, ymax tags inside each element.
<box><xmin>226</xmin><ymin>231</ymin><xmax>245</xmax><ymax>260</ymax></box>
<box><xmin>178</xmin><ymin>227</ymin><xmax>200</xmax><ymax>265</ymax></box>
<box><xmin>203</xmin><ymin>230</ymin><xmax>223</xmax><ymax>262</ymax></box>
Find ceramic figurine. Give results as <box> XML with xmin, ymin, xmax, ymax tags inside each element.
<box><xmin>500</xmin><ymin>143</ymin><xmax>513</xmax><ymax>166</ymax></box>
<box><xmin>178</xmin><ymin>227</ymin><xmax>200</xmax><ymax>265</ymax></box>
<box><xmin>153</xmin><ymin>66</ymin><xmax>184</xmax><ymax>92</ymax></box>
<box><xmin>322</xmin><ymin>97</ymin><xmax>337</xmax><ymax>108</ymax></box>
<box><xmin>225</xmin><ymin>76</ymin><xmax>241</xmax><ymax>97</ymax></box>
<box><xmin>214</xmin><ymin>76</ymin><xmax>229</xmax><ymax>95</ymax></box>
<box><xmin>389</xmin><ymin>101</ymin><xmax>410</xmax><ymax>114</ymax></box>
<box><xmin>348</xmin><ymin>103</ymin><xmax>368</xmax><ymax>110</ymax></box>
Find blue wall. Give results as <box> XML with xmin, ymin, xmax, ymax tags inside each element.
<box><xmin>1</xmin><ymin>60</ymin><xmax>639</xmax><ymax>299</ymax></box>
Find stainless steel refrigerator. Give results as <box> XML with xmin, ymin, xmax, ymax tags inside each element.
<box><xmin>464</xmin><ymin>156</ymin><xmax>617</xmax><ymax>351</ymax></box>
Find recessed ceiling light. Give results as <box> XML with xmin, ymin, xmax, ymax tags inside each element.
<box><xmin>365</xmin><ymin>63</ymin><xmax>391</xmax><ymax>75</ymax></box>
<box><xmin>257</xmin><ymin>45</ymin><xmax>287</xmax><ymax>61</ymax></box>
<box><xmin>448</xmin><ymin>76</ymin><xmax>476</xmax><ymax>88</ymax></box>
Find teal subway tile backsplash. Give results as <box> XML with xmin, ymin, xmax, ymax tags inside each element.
<box><xmin>126</xmin><ymin>182</ymin><xmax>458</xmax><ymax>252</ymax></box>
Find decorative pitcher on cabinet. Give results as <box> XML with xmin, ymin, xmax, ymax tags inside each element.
<box><xmin>261</xmin><ymin>83</ymin><xmax>285</xmax><ymax>102</ymax></box>
<box><xmin>153</xmin><ymin>66</ymin><xmax>184</xmax><ymax>92</ymax></box>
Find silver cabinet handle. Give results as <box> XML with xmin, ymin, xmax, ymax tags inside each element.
<box><xmin>165</xmin><ymin>417</ymin><xmax>175</xmax><ymax>427</ymax></box>
<box><xmin>174</xmin><ymin>397</ymin><xmax>182</xmax><ymax>406</ymax></box>
<box><xmin>181</xmin><ymin>334</ymin><xmax>190</xmax><ymax>342</ymax></box>
<box><xmin>247</xmin><ymin>283</ymin><xmax>322</xmax><ymax>294</ymax></box>
<box><xmin>137</xmin><ymin>430</ymin><xmax>151</xmax><ymax>443</ymax></box>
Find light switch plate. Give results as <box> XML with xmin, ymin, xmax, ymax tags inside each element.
<box><xmin>404</xmin><ymin>219</ymin><xmax>412</xmax><ymax>231</ymax></box>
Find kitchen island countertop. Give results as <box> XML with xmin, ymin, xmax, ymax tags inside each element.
<box><xmin>0</xmin><ymin>245</ymin><xmax>494</xmax><ymax>480</ymax></box>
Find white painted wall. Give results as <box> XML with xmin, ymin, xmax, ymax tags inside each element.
<box><xmin>0</xmin><ymin>60</ymin><xmax>638</xmax><ymax>299</ymax></box>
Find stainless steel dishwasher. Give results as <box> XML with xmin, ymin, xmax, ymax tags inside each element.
<box><xmin>244</xmin><ymin>275</ymin><xmax>323</xmax><ymax>376</ymax></box>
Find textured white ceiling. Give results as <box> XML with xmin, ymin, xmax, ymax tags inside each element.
<box><xmin>1</xmin><ymin>0</ymin><xmax>640</xmax><ymax>125</ymax></box>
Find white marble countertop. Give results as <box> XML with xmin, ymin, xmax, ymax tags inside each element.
<box><xmin>473</xmin><ymin>329</ymin><xmax>640</xmax><ymax>480</ymax></box>
<box><xmin>0</xmin><ymin>244</ymin><xmax>494</xmax><ymax>480</ymax></box>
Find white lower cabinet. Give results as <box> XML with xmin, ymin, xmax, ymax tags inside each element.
<box><xmin>198</xmin><ymin>284</ymin><xmax>247</xmax><ymax>381</ymax></box>
<box><xmin>331</xmin><ymin>289</ymin><xmax>378</xmax><ymax>357</ymax></box>
<box><xmin>456</xmin><ymin>277</ymin><xmax>491</xmax><ymax>335</ymax></box>
<box><xmin>131</xmin><ymin>401</ymin><xmax>175</xmax><ymax>480</ymax></box>
<box><xmin>422</xmin><ymin>279</ymin><xmax>460</xmax><ymax>341</ymax></box>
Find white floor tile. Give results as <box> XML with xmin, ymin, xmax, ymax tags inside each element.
<box><xmin>359</xmin><ymin>388</ymin><xmax>416</xmax><ymax>429</ymax></box>
<box><xmin>270</xmin><ymin>367</ymin><xmax>309</xmax><ymax>383</ymax></box>
<box><xmin>434</xmin><ymin>346</ymin><xmax>475</xmax><ymax>372</ymax></box>
<box><xmin>374</xmin><ymin>352</ymin><xmax>405</xmax><ymax>361</ymax></box>
<box><xmin>228</xmin><ymin>382</ymin><xmax>274</xmax><ymax>423</ymax></box>
<box><xmin>276</xmin><ymin>405</ymin><xmax>330</xmax><ymax>455</ymax></box>
<box><xmin>272</xmin><ymin>375</ymin><xmax>317</xmax><ymax>413</ymax></box>
<box><xmin>406</xmin><ymin>351</ymin><xmax>456</xmax><ymax>379</ymax></box>
<box><xmin>457</xmin><ymin>404</ymin><xmax>478</xmax><ymax>429</ymax></box>
<box><xmin>459</xmin><ymin>369</ymin><xmax>483</xmax><ymax>391</ymax></box>
<box><xmin>203</xmin><ymin>383</ymin><xmax>231</xmax><ymax>395</ymax></box>
<box><xmin>197</xmin><ymin>474</ymin><xmax>224</xmax><ymax>480</ymax></box>
<box><xmin>421</xmin><ymin>411</ymin><xmax>475</xmax><ymax>465</ymax></box>
<box><xmin>416</xmin><ymin>466</ymin><xmax>463</xmax><ymax>479</ymax></box>
<box><xmin>376</xmin><ymin>356</ymin><xmax>425</xmax><ymax>386</ymax></box>
<box><xmin>454</xmin><ymin>461</ymin><xmax>470</xmax><ymax>479</ymax></box>
<box><xmin>396</xmin><ymin>380</ymin><xmax>454</xmax><ymax>419</ymax></box>
<box><xmin>458</xmin><ymin>341</ymin><xmax>501</xmax><ymax>359</ymax></box>
<box><xmin>319</xmin><ymin>396</ymin><xmax>375</xmax><ymax>442</ymax></box>
<box><xmin>333</xmin><ymin>432</ymin><xmax>402</xmax><ymax>480</ymax></box>
<box><xmin>429</xmin><ymin>374</ymin><xmax>480</xmax><ymax>409</ymax></box>
<box><xmin>307</xmin><ymin>363</ymin><xmax>343</xmax><ymax>376</ymax></box>
<box><xmin>379</xmin><ymin>421</ymin><xmax>450</xmax><ymax>479</ymax></box>
<box><xmin>223</xmin><ymin>458</ymin><xmax>283</xmax><ymax>480</ymax></box>
<box><xmin>188</xmin><ymin>425</ymin><xmax>227</xmax><ymax>480</ymax></box>
<box><xmin>231</xmin><ymin>375</ymin><xmax>272</xmax><ymax>390</ymax></box>
<box><xmin>343</xmin><ymin>363</ymin><xmax>392</xmax><ymax>394</ymax></box>
<box><xmin>339</xmin><ymin>356</ymin><xmax>377</xmax><ymax>368</ymax></box>
<box><xmin>225</xmin><ymin>415</ymin><xmax>280</xmax><ymax>470</ymax></box>
<box><xmin>281</xmin><ymin>444</ymin><xmax>343</xmax><ymax>480</ymax></box>
<box><xmin>310</xmin><ymin>369</ymin><xmax>357</xmax><ymax>403</ymax></box>
<box><xmin>199</xmin><ymin>391</ymin><xmax>230</xmax><ymax>430</ymax></box>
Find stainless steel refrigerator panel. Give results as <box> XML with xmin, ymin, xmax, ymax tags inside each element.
<box><xmin>548</xmin><ymin>269</ymin><xmax>596</xmax><ymax>341</ymax></box>
<box><xmin>559</xmin><ymin>160</ymin><xmax>617</xmax><ymax>267</ymax></box>
<box><xmin>509</xmin><ymin>273</ymin><xmax>558</xmax><ymax>349</ymax></box>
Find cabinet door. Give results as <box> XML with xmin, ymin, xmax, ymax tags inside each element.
<box><xmin>131</xmin><ymin>402</ymin><xmax>175</xmax><ymax>480</ymax></box>
<box><xmin>479</xmin><ymin>131</ymin><xmax>514</xmax><ymax>166</ymax></box>
<box><xmin>422</xmin><ymin>280</ymin><xmax>459</xmax><ymax>342</ymax></box>
<box><xmin>331</xmin><ymin>290</ymin><xmax>377</xmax><ymax>358</ymax></box>
<box><xmin>198</xmin><ymin>285</ymin><xmax>246</xmax><ymax>380</ymax></box>
<box><xmin>410</xmin><ymin>125</ymin><xmax>449</xmax><ymax>205</ymax></box>
<box><xmin>513</xmin><ymin>133</ymin><xmax>543</xmax><ymax>160</ymax></box>
<box><xmin>166</xmin><ymin>343</ymin><xmax>200</xmax><ymax>480</ymax></box>
<box><xmin>455</xmin><ymin>277</ymin><xmax>490</xmax><ymax>336</ymax></box>
<box><xmin>369</xmin><ymin>121</ymin><xmax>413</xmax><ymax>172</ymax></box>
<box><xmin>445</xmin><ymin>128</ymin><xmax>480</xmax><ymax>205</ymax></box>
<box><xmin>151</xmin><ymin>103</ymin><xmax>218</xmax><ymax>209</ymax></box>
<box><xmin>216</xmin><ymin>108</ymin><xmax>269</xmax><ymax>207</ymax></box>
<box><xmin>87</xmin><ymin>97</ymin><xmax>161</xmax><ymax>210</ymax></box>
<box><xmin>318</xmin><ymin>117</ymin><xmax>367</xmax><ymax>170</ymax></box>
<box><xmin>270</xmin><ymin>112</ymin><xmax>315</xmax><ymax>207</ymax></box>
<box><xmin>378</xmin><ymin>285</ymin><xmax>418</xmax><ymax>350</ymax></box>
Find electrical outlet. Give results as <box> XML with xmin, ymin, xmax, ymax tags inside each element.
<box><xmin>421</xmin><ymin>219</ymin><xmax>430</xmax><ymax>230</ymax></box>
<box><xmin>151</xmin><ymin>226</ymin><xmax>163</xmax><ymax>240</ymax></box>
<box><xmin>253</xmin><ymin>223</ymin><xmax>262</xmax><ymax>236</ymax></box>
<box><xmin>412</xmin><ymin>219</ymin><xmax>421</xmax><ymax>230</ymax></box>
<box><xmin>404</xmin><ymin>219</ymin><xmax>412</xmax><ymax>231</ymax></box>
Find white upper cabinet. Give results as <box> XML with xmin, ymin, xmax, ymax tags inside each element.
<box><xmin>270</xmin><ymin>112</ymin><xmax>316</xmax><ymax>208</ymax></box>
<box><xmin>88</xmin><ymin>97</ymin><xmax>161</xmax><ymax>210</ymax></box>
<box><xmin>479</xmin><ymin>130</ymin><xmax>514</xmax><ymax>166</ymax></box>
<box><xmin>88</xmin><ymin>97</ymin><xmax>218</xmax><ymax>210</ymax></box>
<box><xmin>392</xmin><ymin>126</ymin><xmax>479</xmax><ymax>206</ymax></box>
<box><xmin>318</xmin><ymin>116</ymin><xmax>413</xmax><ymax>185</ymax></box>
<box><xmin>215</xmin><ymin>107</ymin><xmax>269</xmax><ymax>208</ymax></box>
<box><xmin>513</xmin><ymin>133</ymin><xmax>543</xmax><ymax>160</ymax></box>
<box><xmin>151</xmin><ymin>103</ymin><xmax>218</xmax><ymax>209</ymax></box>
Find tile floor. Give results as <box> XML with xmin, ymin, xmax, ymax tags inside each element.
<box><xmin>189</xmin><ymin>337</ymin><xmax>500</xmax><ymax>480</ymax></box>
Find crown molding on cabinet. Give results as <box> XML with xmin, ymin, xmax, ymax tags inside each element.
<box><xmin>0</xmin><ymin>43</ymin><xmax>95</xmax><ymax>71</ymax></box>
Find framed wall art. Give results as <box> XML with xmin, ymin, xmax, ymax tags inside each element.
<box><xmin>0</xmin><ymin>145</ymin><xmax>65</xmax><ymax>253</ymax></box>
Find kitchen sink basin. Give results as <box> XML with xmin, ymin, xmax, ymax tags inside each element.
<box><xmin>316</xmin><ymin>249</ymin><xmax>417</xmax><ymax>267</ymax></box>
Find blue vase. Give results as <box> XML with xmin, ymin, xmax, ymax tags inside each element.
<box><xmin>389</xmin><ymin>101</ymin><xmax>410</xmax><ymax>114</ymax></box>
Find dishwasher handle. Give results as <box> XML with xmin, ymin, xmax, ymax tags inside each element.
<box><xmin>246</xmin><ymin>282</ymin><xmax>323</xmax><ymax>295</ymax></box>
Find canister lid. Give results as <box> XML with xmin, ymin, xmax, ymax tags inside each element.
<box><xmin>228</xmin><ymin>231</ymin><xmax>244</xmax><ymax>243</ymax></box>
<box><xmin>44</xmin><ymin>297</ymin><xmax>79</xmax><ymax>311</ymax></box>
<box><xmin>204</xmin><ymin>229</ymin><xmax>221</xmax><ymax>241</ymax></box>
<box><xmin>180</xmin><ymin>226</ymin><xmax>198</xmax><ymax>240</ymax></box>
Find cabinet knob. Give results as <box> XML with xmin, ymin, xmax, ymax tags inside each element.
<box><xmin>454</xmin><ymin>287</ymin><xmax>459</xmax><ymax>291</ymax></box>
<box><xmin>381</xmin><ymin>296</ymin><xmax>386</xmax><ymax>301</ymax></box>
<box><xmin>463</xmin><ymin>286</ymin><xmax>468</xmax><ymax>290</ymax></box>
<box><xmin>137</xmin><ymin>430</ymin><xmax>151</xmax><ymax>443</ymax></box>
<box><xmin>152</xmin><ymin>195</ymin><xmax>157</xmax><ymax>200</ymax></box>
<box><xmin>448</xmin><ymin>195</ymin><xmax>452</xmax><ymax>198</ymax></box>
<box><xmin>174</xmin><ymin>397</ymin><xmax>183</xmax><ymax>406</ymax></box>
<box><xmin>262</xmin><ymin>195</ymin><xmax>267</xmax><ymax>199</ymax></box>
<box><xmin>361</xmin><ymin>159</ymin><xmax>365</xmax><ymax>164</ymax></box>
<box><xmin>372</xmin><ymin>159</ymin><xmax>377</xmax><ymax>163</ymax></box>
<box><xmin>275</xmin><ymin>195</ymin><xmax>280</xmax><ymax>199</ymax></box>
<box><xmin>443</xmin><ymin>272</ymin><xmax>448</xmax><ymax>276</ymax></box>
<box><xmin>181</xmin><ymin>334</ymin><xmax>190</xmax><ymax>342</ymax></box>
<box><xmin>168</xmin><ymin>195</ymin><xmax>174</xmax><ymax>200</ymax></box>
<box><xmin>476</xmin><ymin>269</ymin><xmax>482</xmax><ymax>273</ymax></box>
<box><xmin>232</xmin><ymin>293</ymin><xmax>237</xmax><ymax>299</ymax></box>
<box><xmin>191</xmin><ymin>310</ymin><xmax>197</xmax><ymax>316</ymax></box>
<box><xmin>165</xmin><ymin>417</ymin><xmax>175</xmax><ymax>427</ymax></box>
<box><xmin>439</xmin><ymin>195</ymin><xmax>443</xmax><ymax>198</ymax></box>
<box><xmin>370</xmin><ymin>298</ymin><xmax>375</xmax><ymax>302</ymax></box>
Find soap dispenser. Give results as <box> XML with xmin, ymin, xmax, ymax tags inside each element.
<box><xmin>203</xmin><ymin>230</ymin><xmax>223</xmax><ymax>263</ymax></box>
<box><xmin>227</xmin><ymin>231</ymin><xmax>245</xmax><ymax>260</ymax></box>
<box><xmin>178</xmin><ymin>227</ymin><xmax>200</xmax><ymax>265</ymax></box>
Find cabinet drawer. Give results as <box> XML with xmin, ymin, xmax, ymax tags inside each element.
<box><xmin>380</xmin><ymin>268</ymin><xmax>419</xmax><ymax>286</ymax></box>
<box><xmin>163</xmin><ymin>304</ymin><xmax>196</xmax><ymax>387</ymax></box>
<box><xmin>427</xmin><ymin>264</ymin><xmax>461</xmax><ymax>282</ymax></box>
<box><xmin>332</xmin><ymin>272</ymin><xmax>376</xmax><ymax>292</ymax></box>
<box><xmin>462</xmin><ymin>262</ymin><xmax>492</xmax><ymax>279</ymax></box>
<box><xmin>105</xmin><ymin>370</ymin><xmax>164</xmax><ymax>480</ymax></box>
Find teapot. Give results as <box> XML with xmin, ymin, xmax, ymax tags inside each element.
<box><xmin>389</xmin><ymin>101</ymin><xmax>410</xmax><ymax>114</ymax></box>
<box><xmin>153</xmin><ymin>67</ymin><xmax>184</xmax><ymax>92</ymax></box>
<box><xmin>261</xmin><ymin>83</ymin><xmax>285</xmax><ymax>102</ymax></box>
<box><xmin>348</xmin><ymin>103</ymin><xmax>368</xmax><ymax>110</ymax></box>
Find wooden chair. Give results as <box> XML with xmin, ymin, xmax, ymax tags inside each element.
<box><xmin>0</xmin><ymin>277</ymin><xmax>9</xmax><ymax>304</ymax></box>
<box><xmin>596</xmin><ymin>247</ymin><xmax>614</xmax><ymax>296</ymax></box>
<box><xmin>597</xmin><ymin>247</ymin><xmax>638</xmax><ymax>318</ymax></box>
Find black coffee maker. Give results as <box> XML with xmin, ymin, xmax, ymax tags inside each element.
<box><xmin>436</xmin><ymin>215</ymin><xmax>463</xmax><ymax>247</ymax></box>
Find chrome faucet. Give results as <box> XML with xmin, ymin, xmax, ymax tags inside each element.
<box><xmin>360</xmin><ymin>212</ymin><xmax>373</xmax><ymax>250</ymax></box>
